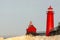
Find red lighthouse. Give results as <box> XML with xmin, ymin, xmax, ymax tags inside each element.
<box><xmin>46</xmin><ymin>6</ymin><xmax>54</xmax><ymax>36</ymax></box>
<box><xmin>26</xmin><ymin>21</ymin><xmax>36</xmax><ymax>35</ymax></box>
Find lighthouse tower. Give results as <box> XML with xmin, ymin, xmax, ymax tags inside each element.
<box><xmin>46</xmin><ymin>6</ymin><xmax>54</xmax><ymax>36</ymax></box>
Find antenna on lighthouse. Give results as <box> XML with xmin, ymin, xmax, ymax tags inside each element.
<box><xmin>29</xmin><ymin>21</ymin><xmax>33</xmax><ymax>25</ymax></box>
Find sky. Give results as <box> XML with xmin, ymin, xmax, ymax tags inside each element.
<box><xmin>0</xmin><ymin>0</ymin><xmax>60</xmax><ymax>37</ymax></box>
